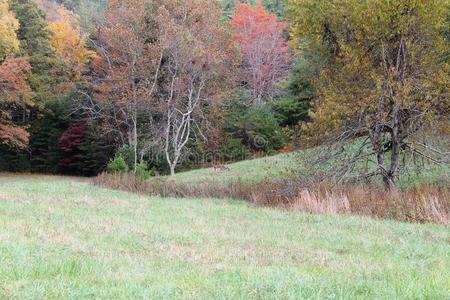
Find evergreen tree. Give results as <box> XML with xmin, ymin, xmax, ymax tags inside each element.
<box><xmin>10</xmin><ymin>0</ymin><xmax>53</xmax><ymax>57</ymax></box>
<box><xmin>273</xmin><ymin>58</ymin><xmax>314</xmax><ymax>127</ymax></box>
<box><xmin>10</xmin><ymin>0</ymin><xmax>68</xmax><ymax>109</ymax></box>
<box><xmin>29</xmin><ymin>99</ymin><xmax>70</xmax><ymax>173</ymax></box>
<box><xmin>79</xmin><ymin>124</ymin><xmax>114</xmax><ymax>176</ymax></box>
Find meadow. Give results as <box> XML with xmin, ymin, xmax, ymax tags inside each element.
<box><xmin>0</xmin><ymin>176</ymin><xmax>449</xmax><ymax>299</ymax></box>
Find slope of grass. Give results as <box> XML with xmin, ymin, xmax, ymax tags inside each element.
<box><xmin>171</xmin><ymin>152</ymin><xmax>296</xmax><ymax>183</ymax></box>
<box><xmin>1</xmin><ymin>176</ymin><xmax>449</xmax><ymax>299</ymax></box>
<box><xmin>170</xmin><ymin>148</ymin><xmax>449</xmax><ymax>188</ymax></box>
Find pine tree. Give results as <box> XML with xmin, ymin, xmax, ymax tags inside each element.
<box><xmin>29</xmin><ymin>99</ymin><xmax>70</xmax><ymax>173</ymax></box>
<box><xmin>10</xmin><ymin>0</ymin><xmax>53</xmax><ymax>57</ymax></box>
<box><xmin>10</xmin><ymin>0</ymin><xmax>68</xmax><ymax>109</ymax></box>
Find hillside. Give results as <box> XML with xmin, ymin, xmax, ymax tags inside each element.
<box><xmin>172</xmin><ymin>152</ymin><xmax>296</xmax><ymax>183</ymax></box>
<box><xmin>169</xmin><ymin>149</ymin><xmax>449</xmax><ymax>188</ymax></box>
<box><xmin>0</xmin><ymin>176</ymin><xmax>449</xmax><ymax>299</ymax></box>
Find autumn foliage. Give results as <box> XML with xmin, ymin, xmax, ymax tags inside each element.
<box><xmin>231</xmin><ymin>3</ymin><xmax>290</xmax><ymax>105</ymax></box>
<box><xmin>0</xmin><ymin>0</ymin><xmax>20</xmax><ymax>60</ymax></box>
<box><xmin>58</xmin><ymin>121</ymin><xmax>88</xmax><ymax>172</ymax></box>
<box><xmin>0</xmin><ymin>56</ymin><xmax>32</xmax><ymax>148</ymax></box>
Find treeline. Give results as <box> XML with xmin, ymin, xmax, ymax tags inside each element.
<box><xmin>0</xmin><ymin>0</ymin><xmax>312</xmax><ymax>176</ymax></box>
<box><xmin>1</xmin><ymin>0</ymin><xmax>448</xmax><ymax>187</ymax></box>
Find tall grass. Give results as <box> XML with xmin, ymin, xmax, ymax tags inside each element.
<box><xmin>94</xmin><ymin>173</ymin><xmax>450</xmax><ymax>225</ymax></box>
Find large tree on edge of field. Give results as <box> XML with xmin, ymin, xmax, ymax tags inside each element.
<box><xmin>287</xmin><ymin>0</ymin><xmax>449</xmax><ymax>191</ymax></box>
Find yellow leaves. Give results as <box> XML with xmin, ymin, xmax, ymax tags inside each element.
<box><xmin>287</xmin><ymin>0</ymin><xmax>449</xmax><ymax>141</ymax></box>
<box><xmin>34</xmin><ymin>0</ymin><xmax>89</xmax><ymax>79</ymax></box>
<box><xmin>48</xmin><ymin>21</ymin><xmax>90</xmax><ymax>80</ymax></box>
<box><xmin>0</xmin><ymin>0</ymin><xmax>19</xmax><ymax>60</ymax></box>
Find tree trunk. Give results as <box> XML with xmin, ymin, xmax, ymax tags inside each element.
<box><xmin>133</xmin><ymin>117</ymin><xmax>137</xmax><ymax>172</ymax></box>
<box><xmin>385</xmin><ymin>104</ymin><xmax>400</xmax><ymax>193</ymax></box>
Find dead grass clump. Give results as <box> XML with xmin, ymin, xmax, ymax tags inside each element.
<box><xmin>94</xmin><ymin>173</ymin><xmax>450</xmax><ymax>225</ymax></box>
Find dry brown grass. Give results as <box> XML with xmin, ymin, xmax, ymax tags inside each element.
<box><xmin>94</xmin><ymin>173</ymin><xmax>450</xmax><ymax>225</ymax></box>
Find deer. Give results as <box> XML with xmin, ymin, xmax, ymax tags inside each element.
<box><xmin>212</xmin><ymin>161</ymin><xmax>230</xmax><ymax>172</ymax></box>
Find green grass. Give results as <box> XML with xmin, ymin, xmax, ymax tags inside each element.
<box><xmin>1</xmin><ymin>176</ymin><xmax>449</xmax><ymax>299</ymax></box>
<box><xmin>169</xmin><ymin>148</ymin><xmax>449</xmax><ymax>188</ymax></box>
<box><xmin>171</xmin><ymin>152</ymin><xmax>296</xmax><ymax>183</ymax></box>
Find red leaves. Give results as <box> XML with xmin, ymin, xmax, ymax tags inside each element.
<box><xmin>58</xmin><ymin>121</ymin><xmax>88</xmax><ymax>153</ymax></box>
<box><xmin>0</xmin><ymin>124</ymin><xmax>29</xmax><ymax>149</ymax></box>
<box><xmin>230</xmin><ymin>4</ymin><xmax>291</xmax><ymax>104</ymax></box>
<box><xmin>0</xmin><ymin>56</ymin><xmax>32</xmax><ymax>149</ymax></box>
<box><xmin>0</xmin><ymin>56</ymin><xmax>32</xmax><ymax>102</ymax></box>
<box><xmin>58</xmin><ymin>121</ymin><xmax>88</xmax><ymax>169</ymax></box>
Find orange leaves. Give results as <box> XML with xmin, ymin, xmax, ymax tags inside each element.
<box><xmin>0</xmin><ymin>124</ymin><xmax>29</xmax><ymax>149</ymax></box>
<box><xmin>36</xmin><ymin>0</ymin><xmax>90</xmax><ymax>80</ymax></box>
<box><xmin>231</xmin><ymin>3</ymin><xmax>287</xmax><ymax>43</ymax></box>
<box><xmin>0</xmin><ymin>56</ymin><xmax>32</xmax><ymax>148</ymax></box>
<box><xmin>230</xmin><ymin>3</ymin><xmax>291</xmax><ymax>105</ymax></box>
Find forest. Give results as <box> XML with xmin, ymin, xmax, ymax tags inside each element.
<box><xmin>0</xmin><ymin>0</ymin><xmax>449</xmax><ymax>190</ymax></box>
<box><xmin>0</xmin><ymin>0</ymin><xmax>308</xmax><ymax>175</ymax></box>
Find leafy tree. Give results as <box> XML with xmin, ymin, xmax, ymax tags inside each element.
<box><xmin>49</xmin><ymin>22</ymin><xmax>90</xmax><ymax>79</ymax></box>
<box><xmin>0</xmin><ymin>0</ymin><xmax>32</xmax><ymax>149</ymax></box>
<box><xmin>91</xmin><ymin>0</ymin><xmax>163</xmax><ymax>172</ymax></box>
<box><xmin>89</xmin><ymin>0</ymin><xmax>235</xmax><ymax>176</ymax></box>
<box><xmin>155</xmin><ymin>0</ymin><xmax>235</xmax><ymax>175</ymax></box>
<box><xmin>107</xmin><ymin>154</ymin><xmax>128</xmax><ymax>173</ymax></box>
<box><xmin>0</xmin><ymin>0</ymin><xmax>20</xmax><ymax>60</ymax></box>
<box><xmin>287</xmin><ymin>0</ymin><xmax>449</xmax><ymax>190</ymax></box>
<box><xmin>58</xmin><ymin>120</ymin><xmax>88</xmax><ymax>174</ymax></box>
<box><xmin>231</xmin><ymin>3</ymin><xmax>291</xmax><ymax>105</ymax></box>
<box><xmin>0</xmin><ymin>56</ymin><xmax>32</xmax><ymax>149</ymax></box>
<box><xmin>36</xmin><ymin>0</ymin><xmax>91</xmax><ymax>80</ymax></box>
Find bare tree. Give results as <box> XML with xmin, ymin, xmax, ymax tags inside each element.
<box><xmin>154</xmin><ymin>1</ymin><xmax>234</xmax><ymax>175</ymax></box>
<box><xmin>84</xmin><ymin>0</ymin><xmax>162</xmax><ymax>171</ymax></box>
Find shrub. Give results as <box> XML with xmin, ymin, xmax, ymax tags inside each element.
<box><xmin>107</xmin><ymin>155</ymin><xmax>128</xmax><ymax>173</ymax></box>
<box><xmin>135</xmin><ymin>161</ymin><xmax>155</xmax><ymax>181</ymax></box>
<box><xmin>115</xmin><ymin>145</ymin><xmax>134</xmax><ymax>169</ymax></box>
<box><xmin>221</xmin><ymin>137</ymin><xmax>251</xmax><ymax>162</ymax></box>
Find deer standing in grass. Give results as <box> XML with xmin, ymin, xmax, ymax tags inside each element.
<box><xmin>212</xmin><ymin>161</ymin><xmax>230</xmax><ymax>172</ymax></box>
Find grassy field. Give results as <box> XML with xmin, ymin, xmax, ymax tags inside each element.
<box><xmin>1</xmin><ymin>176</ymin><xmax>449</xmax><ymax>299</ymax></box>
<box><xmin>171</xmin><ymin>152</ymin><xmax>296</xmax><ymax>183</ymax></box>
